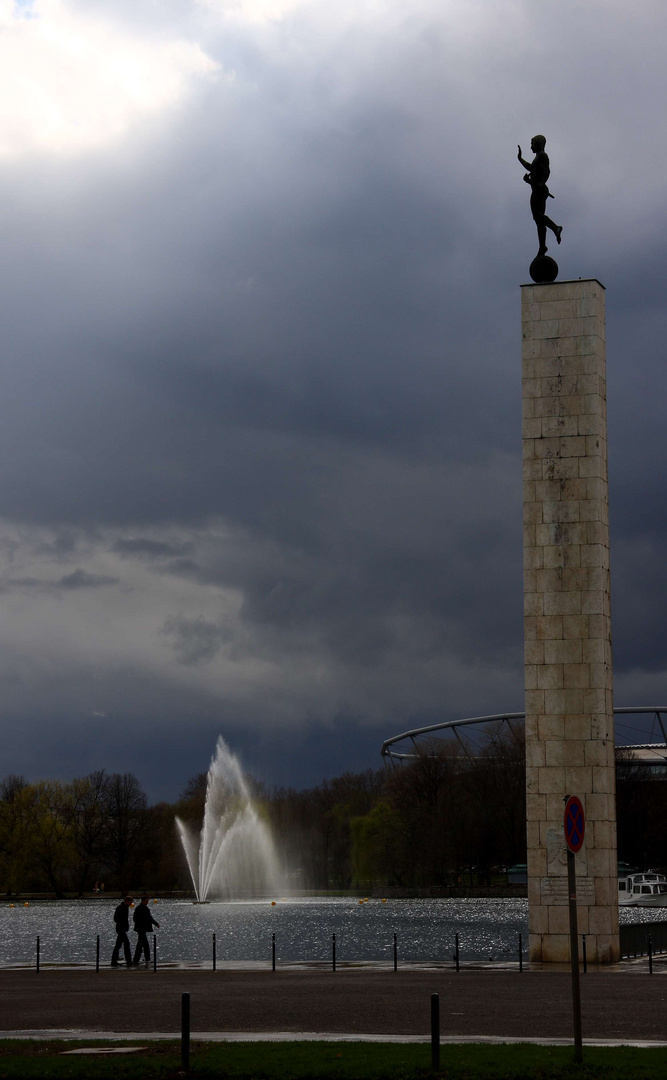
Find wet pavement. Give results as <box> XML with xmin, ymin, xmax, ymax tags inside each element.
<box><xmin>1</xmin><ymin>964</ymin><xmax>667</xmax><ymax>1044</ymax></box>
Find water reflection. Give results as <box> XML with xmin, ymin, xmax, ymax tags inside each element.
<box><xmin>0</xmin><ymin>896</ymin><xmax>659</xmax><ymax>967</ymax></box>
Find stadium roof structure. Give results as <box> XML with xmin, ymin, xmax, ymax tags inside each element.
<box><xmin>381</xmin><ymin>707</ymin><xmax>667</xmax><ymax>771</ymax></box>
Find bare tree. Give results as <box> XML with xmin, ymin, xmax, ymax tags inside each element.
<box><xmin>102</xmin><ymin>773</ymin><xmax>148</xmax><ymax>885</ymax></box>
<box><xmin>70</xmin><ymin>771</ymin><xmax>110</xmax><ymax>895</ymax></box>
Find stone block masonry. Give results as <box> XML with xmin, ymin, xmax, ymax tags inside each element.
<box><xmin>521</xmin><ymin>279</ymin><xmax>619</xmax><ymax>963</ymax></box>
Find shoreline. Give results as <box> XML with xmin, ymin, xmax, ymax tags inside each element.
<box><xmin>2</xmin><ymin>887</ymin><xmax>528</xmax><ymax>903</ymax></box>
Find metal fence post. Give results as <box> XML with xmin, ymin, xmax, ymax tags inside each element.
<box><xmin>582</xmin><ymin>934</ymin><xmax>587</xmax><ymax>974</ymax></box>
<box><xmin>153</xmin><ymin>934</ymin><xmax>157</xmax><ymax>972</ymax></box>
<box><xmin>96</xmin><ymin>935</ymin><xmax>100</xmax><ymax>973</ymax></box>
<box><xmin>431</xmin><ymin>993</ymin><xmax>440</xmax><ymax>1072</ymax></box>
<box><xmin>332</xmin><ymin>933</ymin><xmax>336</xmax><ymax>972</ymax></box>
<box><xmin>272</xmin><ymin>933</ymin><xmax>276</xmax><ymax>972</ymax></box>
<box><xmin>519</xmin><ymin>933</ymin><xmax>523</xmax><ymax>972</ymax></box>
<box><xmin>181</xmin><ymin>992</ymin><xmax>190</xmax><ymax>1071</ymax></box>
<box><xmin>213</xmin><ymin>932</ymin><xmax>216</xmax><ymax>972</ymax></box>
<box><xmin>36</xmin><ymin>936</ymin><xmax>40</xmax><ymax>974</ymax></box>
<box><xmin>649</xmin><ymin>935</ymin><xmax>653</xmax><ymax>975</ymax></box>
<box><xmin>393</xmin><ymin>933</ymin><xmax>398</xmax><ymax>972</ymax></box>
<box><xmin>455</xmin><ymin>932</ymin><xmax>459</xmax><ymax>972</ymax></box>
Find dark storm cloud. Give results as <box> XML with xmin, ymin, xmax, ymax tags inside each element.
<box><xmin>114</xmin><ymin>538</ymin><xmax>194</xmax><ymax>559</ymax></box>
<box><xmin>0</xmin><ymin>0</ymin><xmax>665</xmax><ymax>796</ymax></box>
<box><xmin>1</xmin><ymin>569</ymin><xmax>118</xmax><ymax>593</ymax></box>
<box><xmin>57</xmin><ymin>569</ymin><xmax>119</xmax><ymax>590</ymax></box>
<box><xmin>162</xmin><ymin>614</ymin><xmax>233</xmax><ymax>664</ymax></box>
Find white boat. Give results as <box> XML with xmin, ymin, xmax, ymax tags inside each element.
<box><xmin>619</xmin><ymin>871</ymin><xmax>667</xmax><ymax>907</ymax></box>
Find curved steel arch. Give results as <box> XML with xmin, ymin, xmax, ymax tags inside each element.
<box><xmin>381</xmin><ymin>707</ymin><xmax>667</xmax><ymax>765</ymax></box>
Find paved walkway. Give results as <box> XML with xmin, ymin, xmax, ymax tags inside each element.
<box><xmin>1</xmin><ymin>967</ymin><xmax>667</xmax><ymax>1044</ymax></box>
<box><xmin>7</xmin><ymin>1033</ymin><xmax>667</xmax><ymax>1048</ymax></box>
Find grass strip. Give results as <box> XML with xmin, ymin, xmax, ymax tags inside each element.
<box><xmin>1</xmin><ymin>1040</ymin><xmax>667</xmax><ymax>1079</ymax></box>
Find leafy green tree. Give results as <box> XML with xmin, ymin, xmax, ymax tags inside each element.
<box><xmin>350</xmin><ymin>801</ymin><xmax>404</xmax><ymax>887</ymax></box>
<box><xmin>0</xmin><ymin>775</ymin><xmax>29</xmax><ymax>894</ymax></box>
<box><xmin>24</xmin><ymin>781</ymin><xmax>77</xmax><ymax>898</ymax></box>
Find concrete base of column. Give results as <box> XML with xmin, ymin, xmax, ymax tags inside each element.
<box><xmin>521</xmin><ymin>279</ymin><xmax>619</xmax><ymax>964</ymax></box>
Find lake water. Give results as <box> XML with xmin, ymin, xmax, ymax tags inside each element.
<box><xmin>0</xmin><ymin>896</ymin><xmax>662</xmax><ymax>967</ymax></box>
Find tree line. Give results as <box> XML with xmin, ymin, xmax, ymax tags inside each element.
<box><xmin>0</xmin><ymin>727</ymin><xmax>663</xmax><ymax>895</ymax></box>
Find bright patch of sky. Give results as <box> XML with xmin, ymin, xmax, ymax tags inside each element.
<box><xmin>0</xmin><ymin>0</ymin><xmax>219</xmax><ymax>157</ymax></box>
<box><xmin>195</xmin><ymin>0</ymin><xmax>306</xmax><ymax>23</ymax></box>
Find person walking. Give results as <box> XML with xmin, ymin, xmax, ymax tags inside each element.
<box><xmin>111</xmin><ymin>895</ymin><xmax>133</xmax><ymax>967</ymax></box>
<box><xmin>132</xmin><ymin>895</ymin><xmax>160</xmax><ymax>964</ymax></box>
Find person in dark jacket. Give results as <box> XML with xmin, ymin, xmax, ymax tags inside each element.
<box><xmin>111</xmin><ymin>895</ymin><xmax>133</xmax><ymax>967</ymax></box>
<box><xmin>132</xmin><ymin>895</ymin><xmax>160</xmax><ymax>964</ymax></box>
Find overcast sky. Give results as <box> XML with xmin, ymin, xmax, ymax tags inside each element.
<box><xmin>0</xmin><ymin>0</ymin><xmax>665</xmax><ymax>800</ymax></box>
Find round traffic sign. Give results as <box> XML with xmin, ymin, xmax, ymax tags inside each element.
<box><xmin>564</xmin><ymin>795</ymin><xmax>585</xmax><ymax>853</ymax></box>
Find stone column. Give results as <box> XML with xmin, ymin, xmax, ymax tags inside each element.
<box><xmin>521</xmin><ymin>278</ymin><xmax>619</xmax><ymax>964</ymax></box>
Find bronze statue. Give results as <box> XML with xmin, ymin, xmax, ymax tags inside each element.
<box><xmin>518</xmin><ymin>136</ymin><xmax>562</xmax><ymax>257</ymax></box>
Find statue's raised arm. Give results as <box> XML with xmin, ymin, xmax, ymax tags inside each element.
<box><xmin>517</xmin><ymin>144</ymin><xmax>531</xmax><ymax>171</ymax></box>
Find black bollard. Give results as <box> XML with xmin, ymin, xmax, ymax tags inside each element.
<box><xmin>153</xmin><ymin>934</ymin><xmax>157</xmax><ymax>972</ymax></box>
<box><xmin>332</xmin><ymin>933</ymin><xmax>336</xmax><ymax>972</ymax></box>
<box><xmin>36</xmin><ymin>936</ymin><xmax>40</xmax><ymax>974</ymax></box>
<box><xmin>272</xmin><ymin>932</ymin><xmax>276</xmax><ymax>972</ymax></box>
<box><xmin>582</xmin><ymin>934</ymin><xmax>587</xmax><ymax>974</ymax></box>
<box><xmin>213</xmin><ymin>932</ymin><xmax>216</xmax><ymax>972</ymax></box>
<box><xmin>430</xmin><ymin>993</ymin><xmax>440</xmax><ymax>1072</ymax></box>
<box><xmin>519</xmin><ymin>933</ymin><xmax>523</xmax><ymax>973</ymax></box>
<box><xmin>393</xmin><ymin>933</ymin><xmax>398</xmax><ymax>972</ymax></box>
<box><xmin>96</xmin><ymin>935</ymin><xmax>100</xmax><ymax>973</ymax></box>
<box><xmin>455</xmin><ymin>933</ymin><xmax>460</xmax><ymax>973</ymax></box>
<box><xmin>649</xmin><ymin>935</ymin><xmax>653</xmax><ymax>975</ymax></box>
<box><xmin>181</xmin><ymin>992</ymin><xmax>190</xmax><ymax>1071</ymax></box>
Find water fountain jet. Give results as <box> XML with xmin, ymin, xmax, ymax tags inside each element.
<box><xmin>176</xmin><ymin>736</ymin><xmax>279</xmax><ymax>902</ymax></box>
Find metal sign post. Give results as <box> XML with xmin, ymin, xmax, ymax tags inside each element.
<box><xmin>564</xmin><ymin>795</ymin><xmax>584</xmax><ymax>1064</ymax></box>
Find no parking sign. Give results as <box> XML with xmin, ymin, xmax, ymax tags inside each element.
<box><xmin>564</xmin><ymin>795</ymin><xmax>585</xmax><ymax>853</ymax></box>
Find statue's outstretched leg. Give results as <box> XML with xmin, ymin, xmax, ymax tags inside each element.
<box><xmin>544</xmin><ymin>217</ymin><xmax>562</xmax><ymax>245</ymax></box>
